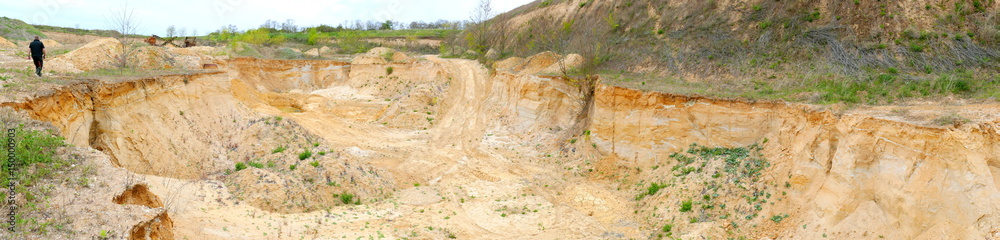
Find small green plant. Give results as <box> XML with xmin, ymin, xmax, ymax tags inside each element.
<box><xmin>679</xmin><ymin>199</ymin><xmax>693</xmax><ymax>212</ymax></box>
<box><xmin>771</xmin><ymin>213</ymin><xmax>789</xmax><ymax>223</ymax></box>
<box><xmin>298</xmin><ymin>150</ymin><xmax>313</xmax><ymax>160</ymax></box>
<box><xmin>247</xmin><ymin>160</ymin><xmax>264</xmax><ymax>168</ymax></box>
<box><xmin>235</xmin><ymin>162</ymin><xmax>247</xmax><ymax>171</ymax></box>
<box><xmin>309</xmin><ymin>161</ymin><xmax>320</xmax><ymax>168</ymax></box>
<box><xmin>661</xmin><ymin>223</ymin><xmax>673</xmax><ymax>232</ymax></box>
<box><xmin>386</xmin><ymin>66</ymin><xmax>394</xmax><ymax>75</ymax></box>
<box><xmin>272</xmin><ymin>146</ymin><xmax>286</xmax><ymax>153</ymax></box>
<box><xmin>758</xmin><ymin>20</ymin><xmax>773</xmax><ymax>30</ymax></box>
<box><xmin>804</xmin><ymin>11</ymin><xmax>821</xmax><ymax>22</ymax></box>
<box><xmin>339</xmin><ymin>192</ymin><xmax>355</xmax><ymax>204</ymax></box>
<box><xmin>646</xmin><ymin>183</ymin><xmax>666</xmax><ymax>196</ymax></box>
<box><xmin>289</xmin><ymin>164</ymin><xmax>297</xmax><ymax>170</ymax></box>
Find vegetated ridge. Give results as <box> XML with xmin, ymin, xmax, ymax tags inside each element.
<box><xmin>453</xmin><ymin>0</ymin><xmax>1000</xmax><ymax>104</ymax></box>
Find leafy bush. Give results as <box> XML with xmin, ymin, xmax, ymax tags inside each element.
<box><xmin>234</xmin><ymin>162</ymin><xmax>247</xmax><ymax>171</ymax></box>
<box><xmin>646</xmin><ymin>183</ymin><xmax>666</xmax><ymax>196</ymax></box>
<box><xmin>305</xmin><ymin>28</ymin><xmax>328</xmax><ymax>45</ymax></box>
<box><xmin>339</xmin><ymin>192</ymin><xmax>355</xmax><ymax>204</ymax></box>
<box><xmin>679</xmin><ymin>200</ymin><xmax>693</xmax><ymax>212</ymax></box>
<box><xmin>298</xmin><ymin>150</ymin><xmax>312</xmax><ymax>160</ymax></box>
<box><xmin>233</xmin><ymin>29</ymin><xmax>286</xmax><ymax>46</ymax></box>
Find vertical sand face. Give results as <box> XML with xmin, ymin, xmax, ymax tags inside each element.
<box><xmin>7</xmin><ymin>56</ymin><xmax>999</xmax><ymax>239</ymax></box>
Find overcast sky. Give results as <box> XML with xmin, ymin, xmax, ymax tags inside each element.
<box><xmin>1</xmin><ymin>0</ymin><xmax>534</xmax><ymax>36</ymax></box>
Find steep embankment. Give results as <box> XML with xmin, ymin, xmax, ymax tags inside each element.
<box><xmin>4</xmin><ymin>49</ymin><xmax>999</xmax><ymax>239</ymax></box>
<box><xmin>467</xmin><ymin>0</ymin><xmax>999</xmax><ymax>83</ymax></box>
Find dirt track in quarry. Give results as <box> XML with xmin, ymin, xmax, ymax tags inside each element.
<box><xmin>5</xmin><ymin>51</ymin><xmax>1000</xmax><ymax>239</ymax></box>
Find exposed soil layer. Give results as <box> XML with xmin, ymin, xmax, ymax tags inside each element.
<box><xmin>4</xmin><ymin>51</ymin><xmax>999</xmax><ymax>239</ymax></box>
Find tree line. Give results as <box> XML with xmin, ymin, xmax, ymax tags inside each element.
<box><xmin>204</xmin><ymin>19</ymin><xmax>473</xmax><ymax>36</ymax></box>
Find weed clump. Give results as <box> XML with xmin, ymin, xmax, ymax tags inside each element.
<box><xmin>298</xmin><ymin>150</ymin><xmax>313</xmax><ymax>160</ymax></box>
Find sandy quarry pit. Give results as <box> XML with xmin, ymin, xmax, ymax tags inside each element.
<box><xmin>4</xmin><ymin>48</ymin><xmax>1000</xmax><ymax>239</ymax></box>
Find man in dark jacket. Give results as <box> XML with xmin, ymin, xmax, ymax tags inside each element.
<box><xmin>28</xmin><ymin>36</ymin><xmax>46</xmax><ymax>77</ymax></box>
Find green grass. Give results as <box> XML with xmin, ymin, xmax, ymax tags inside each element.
<box><xmin>272</xmin><ymin>146</ymin><xmax>286</xmax><ymax>154</ymax></box>
<box><xmin>679</xmin><ymin>199</ymin><xmax>693</xmax><ymax>212</ymax></box>
<box><xmin>234</xmin><ymin>162</ymin><xmax>247</xmax><ymax>171</ymax></box>
<box><xmin>298</xmin><ymin>150</ymin><xmax>313</xmax><ymax>160</ymax></box>
<box><xmin>0</xmin><ymin>126</ymin><xmax>81</xmax><ymax>235</ymax></box>
<box><xmin>339</xmin><ymin>192</ymin><xmax>355</xmax><ymax>204</ymax></box>
<box><xmin>0</xmin><ymin>128</ymin><xmax>67</xmax><ymax>200</ymax></box>
<box><xmin>280</xmin><ymin>29</ymin><xmax>457</xmax><ymax>40</ymax></box>
<box><xmin>309</xmin><ymin>160</ymin><xmax>320</xmax><ymax>168</ymax></box>
<box><xmin>605</xmin><ymin>68</ymin><xmax>997</xmax><ymax>106</ymax></box>
<box><xmin>246</xmin><ymin>161</ymin><xmax>264</xmax><ymax>169</ymax></box>
<box><xmin>31</xmin><ymin>24</ymin><xmax>129</xmax><ymax>38</ymax></box>
<box><xmin>0</xmin><ymin>17</ymin><xmax>46</xmax><ymax>41</ymax></box>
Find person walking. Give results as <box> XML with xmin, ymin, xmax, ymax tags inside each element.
<box><xmin>28</xmin><ymin>36</ymin><xmax>46</xmax><ymax>77</ymax></box>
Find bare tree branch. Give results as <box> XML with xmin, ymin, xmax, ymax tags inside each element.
<box><xmin>104</xmin><ymin>2</ymin><xmax>141</xmax><ymax>70</ymax></box>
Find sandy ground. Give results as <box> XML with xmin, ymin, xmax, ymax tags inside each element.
<box><xmin>1</xmin><ymin>38</ymin><xmax>1000</xmax><ymax>240</ymax></box>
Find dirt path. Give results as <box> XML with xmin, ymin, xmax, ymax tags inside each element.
<box><xmin>138</xmin><ymin>56</ymin><xmax>632</xmax><ymax>239</ymax></box>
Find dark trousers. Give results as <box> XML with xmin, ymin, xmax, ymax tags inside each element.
<box><xmin>31</xmin><ymin>56</ymin><xmax>43</xmax><ymax>75</ymax></box>
<box><xmin>31</xmin><ymin>56</ymin><xmax>43</xmax><ymax>68</ymax></box>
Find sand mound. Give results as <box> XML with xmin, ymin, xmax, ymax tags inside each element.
<box><xmin>47</xmin><ymin>38</ymin><xmax>120</xmax><ymax>72</ymax></box>
<box><xmin>367</xmin><ymin>47</ymin><xmax>395</xmax><ymax>57</ymax></box>
<box><xmin>132</xmin><ymin>46</ymin><xmax>174</xmax><ymax>69</ymax></box>
<box><xmin>391</xmin><ymin>51</ymin><xmax>411</xmax><ymax>62</ymax></box>
<box><xmin>493</xmin><ymin>57</ymin><xmax>525</xmax><ymax>71</ymax></box>
<box><xmin>48</xmin><ymin>38</ymin><xmax>186</xmax><ymax>72</ymax></box>
<box><xmin>304</xmin><ymin>48</ymin><xmax>320</xmax><ymax>57</ymax></box>
<box><xmin>517</xmin><ymin>51</ymin><xmax>561</xmax><ymax>74</ymax></box>
<box><xmin>540</xmin><ymin>53</ymin><xmax>585</xmax><ymax>73</ymax></box>
<box><xmin>0</xmin><ymin>36</ymin><xmax>15</xmax><ymax>48</ymax></box>
<box><xmin>42</xmin><ymin>39</ymin><xmax>62</xmax><ymax>48</ymax></box>
<box><xmin>495</xmin><ymin>52</ymin><xmax>586</xmax><ymax>75</ymax></box>
<box><xmin>163</xmin><ymin>46</ymin><xmax>224</xmax><ymax>69</ymax></box>
<box><xmin>350</xmin><ymin>47</ymin><xmax>399</xmax><ymax>65</ymax></box>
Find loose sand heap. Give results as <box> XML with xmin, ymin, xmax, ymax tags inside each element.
<box><xmin>42</xmin><ymin>39</ymin><xmax>63</xmax><ymax>48</ymax></box>
<box><xmin>350</xmin><ymin>47</ymin><xmax>412</xmax><ymax>64</ymax></box>
<box><xmin>493</xmin><ymin>51</ymin><xmax>584</xmax><ymax>75</ymax></box>
<box><xmin>47</xmin><ymin>38</ymin><xmax>221</xmax><ymax>73</ymax></box>
<box><xmin>0</xmin><ymin>36</ymin><xmax>16</xmax><ymax>48</ymax></box>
